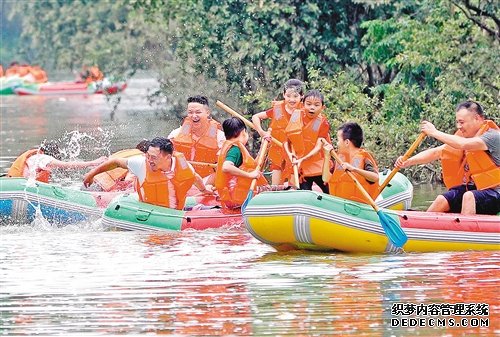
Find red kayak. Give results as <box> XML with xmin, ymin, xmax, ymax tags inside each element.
<box><xmin>14</xmin><ymin>80</ymin><xmax>127</xmax><ymax>96</ymax></box>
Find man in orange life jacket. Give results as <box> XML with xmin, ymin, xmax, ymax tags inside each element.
<box><xmin>322</xmin><ymin>122</ymin><xmax>379</xmax><ymax>204</ymax></box>
<box><xmin>395</xmin><ymin>101</ymin><xmax>500</xmax><ymax>215</ymax></box>
<box><xmin>214</xmin><ymin>117</ymin><xmax>267</xmax><ymax>210</ymax></box>
<box><xmin>7</xmin><ymin>140</ymin><xmax>106</xmax><ymax>183</ymax></box>
<box><xmin>168</xmin><ymin>96</ymin><xmax>225</xmax><ymax>184</ymax></box>
<box><xmin>83</xmin><ymin>137</ymin><xmax>210</xmax><ymax>210</ymax></box>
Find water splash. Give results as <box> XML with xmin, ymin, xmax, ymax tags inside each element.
<box><xmin>58</xmin><ymin>130</ymin><xmax>97</xmax><ymax>159</ymax></box>
<box><xmin>31</xmin><ymin>205</ymin><xmax>56</xmax><ymax>231</ymax></box>
<box><xmin>25</xmin><ymin>175</ymin><xmax>38</xmax><ymax>188</ymax></box>
<box><xmin>17</xmin><ymin>177</ymin><xmax>54</xmax><ymax>230</ymax></box>
<box><xmin>37</xmin><ymin>129</ymin><xmax>114</xmax><ymax>184</ymax></box>
<box><xmin>24</xmin><ymin>146</ymin><xmax>44</xmax><ymax>183</ymax></box>
<box><xmin>50</xmin><ymin>128</ymin><xmax>114</xmax><ymax>160</ymax></box>
<box><xmin>0</xmin><ymin>217</ymin><xmax>107</xmax><ymax>234</ymax></box>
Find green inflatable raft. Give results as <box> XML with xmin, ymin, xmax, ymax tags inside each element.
<box><xmin>0</xmin><ymin>177</ymin><xmax>101</xmax><ymax>224</ymax></box>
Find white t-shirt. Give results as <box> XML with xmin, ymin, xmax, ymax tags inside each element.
<box><xmin>23</xmin><ymin>154</ymin><xmax>54</xmax><ymax>178</ymax></box>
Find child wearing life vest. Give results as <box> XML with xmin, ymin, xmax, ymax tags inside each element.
<box><xmin>252</xmin><ymin>79</ymin><xmax>304</xmax><ymax>185</ymax></box>
<box><xmin>214</xmin><ymin>117</ymin><xmax>268</xmax><ymax>210</ymax></box>
<box><xmin>284</xmin><ymin>89</ymin><xmax>331</xmax><ymax>193</ymax></box>
<box><xmin>322</xmin><ymin>122</ymin><xmax>379</xmax><ymax>204</ymax></box>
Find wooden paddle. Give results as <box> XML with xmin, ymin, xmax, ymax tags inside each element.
<box><xmin>241</xmin><ymin>138</ymin><xmax>270</xmax><ymax>211</ymax></box>
<box><xmin>326</xmin><ymin>146</ymin><xmax>408</xmax><ymax>248</ymax></box>
<box><xmin>215</xmin><ymin>100</ymin><xmax>283</xmax><ymax>147</ymax></box>
<box><xmin>376</xmin><ymin>132</ymin><xmax>426</xmax><ymax>197</ymax></box>
<box><xmin>188</xmin><ymin>161</ymin><xmax>217</xmax><ymax>168</ymax></box>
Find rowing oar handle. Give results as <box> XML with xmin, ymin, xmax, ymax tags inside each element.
<box><xmin>188</xmin><ymin>161</ymin><xmax>217</xmax><ymax>168</ymax></box>
<box><xmin>249</xmin><ymin>138</ymin><xmax>270</xmax><ymax>191</ymax></box>
<box><xmin>377</xmin><ymin>132</ymin><xmax>426</xmax><ymax>196</ymax></box>
<box><xmin>327</xmin><ymin>146</ymin><xmax>380</xmax><ymax>211</ymax></box>
<box><xmin>216</xmin><ymin>100</ymin><xmax>283</xmax><ymax>147</ymax></box>
<box><xmin>288</xmin><ymin>144</ymin><xmax>300</xmax><ymax>189</ymax></box>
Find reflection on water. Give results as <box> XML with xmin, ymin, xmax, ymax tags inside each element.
<box><xmin>411</xmin><ymin>183</ymin><xmax>448</xmax><ymax>211</ymax></box>
<box><xmin>0</xmin><ymin>227</ymin><xmax>497</xmax><ymax>336</ymax></box>
<box><xmin>0</xmin><ymin>74</ymin><xmax>497</xmax><ymax>336</ymax></box>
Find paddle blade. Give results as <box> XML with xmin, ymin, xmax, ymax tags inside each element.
<box><xmin>241</xmin><ymin>190</ymin><xmax>254</xmax><ymax>212</ymax></box>
<box><xmin>377</xmin><ymin>210</ymin><xmax>408</xmax><ymax>248</ymax></box>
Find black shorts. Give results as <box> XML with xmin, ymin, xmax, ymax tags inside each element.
<box><xmin>442</xmin><ymin>185</ymin><xmax>500</xmax><ymax>215</ymax></box>
<box><xmin>300</xmin><ymin>175</ymin><xmax>329</xmax><ymax>194</ymax></box>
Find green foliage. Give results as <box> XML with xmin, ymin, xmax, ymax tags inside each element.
<box><xmin>307</xmin><ymin>69</ymin><xmax>428</xmax><ymax>175</ymax></box>
<box><xmin>359</xmin><ymin>0</ymin><xmax>499</xmax><ymax>181</ymax></box>
<box><xmin>143</xmin><ymin>0</ymin><xmax>388</xmax><ymax>96</ymax></box>
<box><xmin>362</xmin><ymin>0</ymin><xmax>498</xmax><ymax>111</ymax></box>
<box><xmin>307</xmin><ymin>69</ymin><xmax>377</xmax><ymax>128</ymax></box>
<box><xmin>9</xmin><ymin>0</ymin><xmax>167</xmax><ymax>77</ymax></box>
<box><xmin>4</xmin><ymin>0</ymin><xmax>499</xmax><ymax>184</ymax></box>
<box><xmin>0</xmin><ymin>1</ymin><xmax>22</xmax><ymax>65</ymax></box>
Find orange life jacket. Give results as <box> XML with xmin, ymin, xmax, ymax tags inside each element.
<box><xmin>0</xmin><ymin>65</ymin><xmax>3</xmax><ymax>77</ymax></box>
<box><xmin>94</xmin><ymin>149</ymin><xmax>144</xmax><ymax>191</ymax></box>
<box><xmin>82</xmin><ymin>66</ymin><xmax>103</xmax><ymax>83</ymax></box>
<box><xmin>17</xmin><ymin>65</ymin><xmax>31</xmax><ymax>77</ymax></box>
<box><xmin>171</xmin><ymin>119</ymin><xmax>220</xmax><ymax>177</ymax></box>
<box><xmin>7</xmin><ymin>149</ymin><xmax>50</xmax><ymax>183</ymax></box>
<box><xmin>328</xmin><ymin>149</ymin><xmax>379</xmax><ymax>204</ymax></box>
<box><xmin>267</xmin><ymin>101</ymin><xmax>291</xmax><ymax>168</ymax></box>
<box><xmin>466</xmin><ymin>121</ymin><xmax>499</xmax><ymax>189</ymax></box>
<box><xmin>135</xmin><ymin>152</ymin><xmax>195</xmax><ymax>210</ymax></box>
<box><xmin>5</xmin><ymin>65</ymin><xmax>19</xmax><ymax>77</ymax></box>
<box><xmin>214</xmin><ymin>140</ymin><xmax>268</xmax><ymax>209</ymax></box>
<box><xmin>88</xmin><ymin>66</ymin><xmax>103</xmax><ymax>83</ymax></box>
<box><xmin>441</xmin><ymin>120</ymin><xmax>499</xmax><ymax>190</ymax></box>
<box><xmin>29</xmin><ymin>66</ymin><xmax>48</xmax><ymax>83</ymax></box>
<box><xmin>440</xmin><ymin>130</ymin><xmax>466</xmax><ymax>189</ymax></box>
<box><xmin>285</xmin><ymin>109</ymin><xmax>329</xmax><ymax>177</ymax></box>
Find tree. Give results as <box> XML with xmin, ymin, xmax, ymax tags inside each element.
<box><xmin>450</xmin><ymin>0</ymin><xmax>499</xmax><ymax>39</ymax></box>
<box><xmin>1</xmin><ymin>1</ymin><xmax>22</xmax><ymax>65</ymax></box>
<box><xmin>134</xmin><ymin>0</ymin><xmax>398</xmax><ymax>97</ymax></box>
<box><xmin>359</xmin><ymin>0</ymin><xmax>499</xmax><ymax>180</ymax></box>
<box><xmin>362</xmin><ymin>0</ymin><xmax>498</xmax><ymax>127</ymax></box>
<box><xmin>9</xmin><ymin>0</ymin><xmax>168</xmax><ymax>78</ymax></box>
